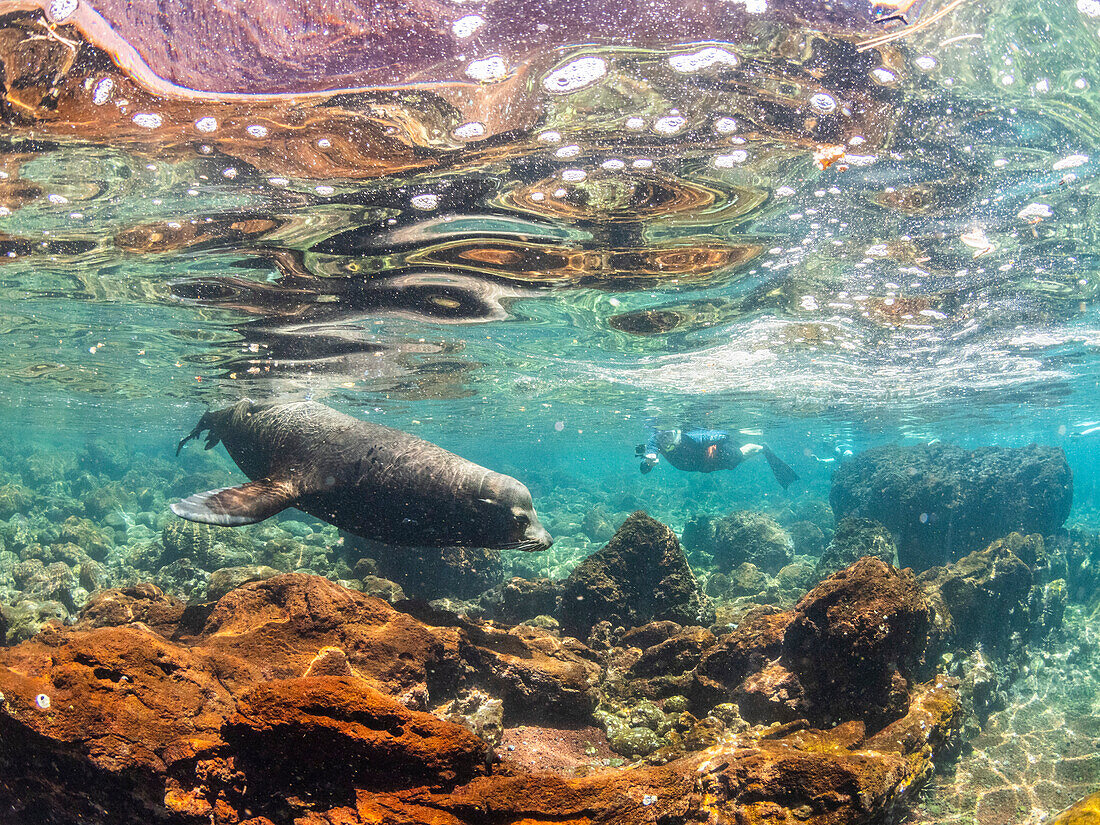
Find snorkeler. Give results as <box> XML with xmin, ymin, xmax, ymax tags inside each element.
<box><xmin>635</xmin><ymin>426</ymin><xmax>800</xmax><ymax>490</ymax></box>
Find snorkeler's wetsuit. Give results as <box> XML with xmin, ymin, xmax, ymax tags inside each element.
<box><xmin>644</xmin><ymin>428</ymin><xmax>744</xmax><ymax>473</ymax></box>
<box><xmin>635</xmin><ymin>426</ymin><xmax>800</xmax><ymax>489</ymax></box>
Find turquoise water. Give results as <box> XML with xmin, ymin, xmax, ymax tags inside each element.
<box><xmin>4</xmin><ymin>0</ymin><xmax>1100</xmax><ymax>820</ymax></box>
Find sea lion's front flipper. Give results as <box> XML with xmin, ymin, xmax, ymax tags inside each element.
<box><xmin>170</xmin><ymin>478</ymin><xmax>298</xmax><ymax>526</ymax></box>
<box><xmin>761</xmin><ymin>445</ymin><xmax>800</xmax><ymax>491</ymax></box>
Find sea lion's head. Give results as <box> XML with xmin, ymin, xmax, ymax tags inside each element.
<box><xmin>473</xmin><ymin>473</ymin><xmax>553</xmax><ymax>552</ymax></box>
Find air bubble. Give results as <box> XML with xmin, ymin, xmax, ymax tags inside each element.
<box><xmin>714</xmin><ymin>117</ymin><xmax>738</xmax><ymax>134</ymax></box>
<box><xmin>247</xmin><ymin>124</ymin><xmax>269</xmax><ymax>138</ymax></box>
<box><xmin>131</xmin><ymin>113</ymin><xmax>163</xmax><ymax>129</ymax></box>
<box><xmin>601</xmin><ymin>158</ymin><xmax>626</xmax><ymax>170</ymax></box>
<box><xmin>315</xmin><ymin>185</ymin><xmax>335</xmax><ymax>195</ymax></box>
<box><xmin>47</xmin><ymin>194</ymin><xmax>68</xmax><ymax>205</ymax></box>
<box><xmin>1018</xmin><ymin>203</ymin><xmax>1052</xmax><ymax>219</ymax></box>
<box><xmin>452</xmin><ymin>14</ymin><xmax>485</xmax><ymax>38</ymax></box>
<box><xmin>808</xmin><ymin>93</ymin><xmax>837</xmax><ymax>115</ymax></box>
<box><xmin>537</xmin><ymin>130</ymin><xmax>562</xmax><ymax>143</ymax></box>
<box><xmin>35</xmin><ymin>693</ymin><xmax>51</xmax><ymax>710</ymax></box>
<box><xmin>713</xmin><ymin>151</ymin><xmax>747</xmax><ymax>167</ymax></box>
<box><xmin>194</xmin><ymin>117</ymin><xmax>218</xmax><ymax>133</ymax></box>
<box><xmin>1053</xmin><ymin>154</ymin><xmax>1088</xmax><ymax>170</ymax></box>
<box><xmin>317</xmin><ymin>138</ymin><xmax>332</xmax><ymax>148</ymax></box>
<box><xmin>542</xmin><ymin>56</ymin><xmax>608</xmax><ymax>94</ymax></box>
<box><xmin>268</xmin><ymin>177</ymin><xmax>289</xmax><ymax>186</ymax></box>
<box><xmin>48</xmin><ymin>0</ymin><xmax>77</xmax><ymax>22</ymax></box>
<box><xmin>561</xmin><ymin>169</ymin><xmax>587</xmax><ymax>182</ymax></box>
<box><xmin>871</xmin><ymin>68</ymin><xmax>896</xmax><ymax>85</ymax></box>
<box><xmin>668</xmin><ymin>47</ymin><xmax>739</xmax><ymax>73</ymax></box>
<box><xmin>625</xmin><ymin>117</ymin><xmax>645</xmax><ymax>130</ymax></box>
<box><xmin>632</xmin><ymin>159</ymin><xmax>654</xmax><ymax>169</ymax></box>
<box><xmin>466</xmin><ymin>55</ymin><xmax>508</xmax><ymax>83</ymax></box>
<box><xmin>411</xmin><ymin>194</ymin><xmax>440</xmax><ymax>210</ymax></box>
<box><xmin>653</xmin><ymin>115</ymin><xmax>687</xmax><ymax>135</ymax></box>
<box><xmin>554</xmin><ymin>144</ymin><xmax>582</xmax><ymax>159</ymax></box>
<box><xmin>915</xmin><ymin>56</ymin><xmax>937</xmax><ymax>71</ymax></box>
<box><xmin>92</xmin><ymin>78</ymin><xmax>114</xmax><ymax>106</ymax></box>
<box><xmin>453</xmin><ymin>121</ymin><xmax>486</xmax><ymax>140</ymax></box>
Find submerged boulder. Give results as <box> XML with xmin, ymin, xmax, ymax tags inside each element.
<box><xmin>712</xmin><ymin>510</ymin><xmax>794</xmax><ymax>575</ymax></box>
<box><xmin>785</xmin><ymin>556</ymin><xmax>931</xmax><ymax>729</ymax></box>
<box><xmin>558</xmin><ymin>512</ymin><xmax>712</xmax><ymax>638</ymax></box>
<box><xmin>366</xmin><ymin>541</ymin><xmax>504</xmax><ymax>601</ymax></box>
<box><xmin>919</xmin><ymin>532</ymin><xmax>1066</xmax><ymax>662</ymax></box>
<box><xmin>830</xmin><ymin>443</ymin><xmax>1072</xmax><ymax>571</ymax></box>
<box><xmin>815</xmin><ymin>516</ymin><xmax>897</xmax><ymax>579</ymax></box>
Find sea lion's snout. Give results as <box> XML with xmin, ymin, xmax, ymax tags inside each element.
<box><xmin>525</xmin><ymin>521</ymin><xmax>553</xmax><ymax>551</ymax></box>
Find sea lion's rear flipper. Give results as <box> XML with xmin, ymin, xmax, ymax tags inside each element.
<box><xmin>176</xmin><ymin>411</ymin><xmax>222</xmax><ymax>455</ymax></box>
<box><xmin>170</xmin><ymin>478</ymin><xmax>298</xmax><ymax>526</ymax></box>
<box><xmin>761</xmin><ymin>445</ymin><xmax>799</xmax><ymax>490</ymax></box>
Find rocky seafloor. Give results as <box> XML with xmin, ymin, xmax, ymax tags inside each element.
<box><xmin>0</xmin><ymin>436</ymin><xmax>1096</xmax><ymax>823</ymax></box>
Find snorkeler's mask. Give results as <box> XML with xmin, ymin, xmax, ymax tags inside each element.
<box><xmin>656</xmin><ymin>429</ymin><xmax>682</xmax><ymax>453</ymax></box>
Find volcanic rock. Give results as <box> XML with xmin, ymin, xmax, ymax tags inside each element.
<box><xmin>830</xmin><ymin>442</ymin><xmax>1072</xmax><ymax>571</ymax></box>
<box><xmin>786</xmin><ymin>556</ymin><xmax>931</xmax><ymax>729</ymax></box>
<box><xmin>815</xmin><ymin>516</ymin><xmax>897</xmax><ymax>579</ymax></box>
<box><xmin>0</xmin><ymin>568</ymin><xmax>964</xmax><ymax>824</ymax></box>
<box><xmin>558</xmin><ymin>512</ymin><xmax>711</xmax><ymax>638</ymax></box>
<box><xmin>712</xmin><ymin>510</ymin><xmax>794</xmax><ymax>574</ymax></box>
<box><xmin>919</xmin><ymin>532</ymin><xmax>1066</xmax><ymax>662</ymax></box>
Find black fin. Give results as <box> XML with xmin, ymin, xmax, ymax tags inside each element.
<box><xmin>762</xmin><ymin>445</ymin><xmax>799</xmax><ymax>490</ymax></box>
<box><xmin>170</xmin><ymin>478</ymin><xmax>298</xmax><ymax>526</ymax></box>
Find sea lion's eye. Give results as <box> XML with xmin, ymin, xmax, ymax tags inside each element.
<box><xmin>514</xmin><ymin>512</ymin><xmax>529</xmax><ymax>526</ymax></box>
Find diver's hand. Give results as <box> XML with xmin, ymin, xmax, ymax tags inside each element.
<box><xmin>639</xmin><ymin>452</ymin><xmax>658</xmax><ymax>473</ymax></box>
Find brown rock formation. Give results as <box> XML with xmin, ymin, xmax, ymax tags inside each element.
<box><xmin>0</xmin><ymin>572</ymin><xmax>965</xmax><ymax>825</ymax></box>
<box><xmin>558</xmin><ymin>511</ymin><xmax>712</xmax><ymax>638</ymax></box>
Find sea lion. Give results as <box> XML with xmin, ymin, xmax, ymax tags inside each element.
<box><xmin>171</xmin><ymin>399</ymin><xmax>553</xmax><ymax>551</ymax></box>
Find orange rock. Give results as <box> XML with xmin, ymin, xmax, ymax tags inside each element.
<box><xmin>0</xmin><ymin>574</ymin><xmax>961</xmax><ymax>824</ymax></box>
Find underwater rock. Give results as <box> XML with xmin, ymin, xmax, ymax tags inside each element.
<box><xmin>623</xmin><ymin>626</ymin><xmax>717</xmax><ymax>700</ymax></box>
<box><xmin>1051</xmin><ymin>790</ymin><xmax>1100</xmax><ymax>825</ymax></box>
<box><xmin>371</xmin><ymin>543</ymin><xmax>504</xmax><ymax>601</ymax></box>
<box><xmin>776</xmin><ymin>561</ymin><xmax>816</xmax><ymax>600</ymax></box>
<box><xmin>59</xmin><ymin>516</ymin><xmax>114</xmax><ymax>562</ymax></box>
<box><xmin>620</xmin><ymin>619</ymin><xmax>683</xmax><ymax>650</ymax></box>
<box><xmin>227</xmin><ymin>675</ymin><xmax>488</xmax><ymax>791</ymax></box>
<box><xmin>74</xmin><ymin>583</ymin><xmax>185</xmax><ymax>636</ymax></box>
<box><xmin>160</xmin><ymin>519</ymin><xmax>249</xmax><ymax>570</ymax></box>
<box><xmin>680</xmin><ymin>513</ymin><xmax>716</xmax><ymax>558</ymax></box>
<box><xmin>815</xmin><ymin>516</ymin><xmax>897</xmax><ymax>579</ymax></box>
<box><xmin>154</xmin><ymin>558</ymin><xmax>209</xmax><ymax>604</ymax></box>
<box><xmin>724</xmin><ymin>562</ymin><xmax>770</xmax><ymax>597</ymax></box>
<box><xmin>692</xmin><ymin>607</ymin><xmax>792</xmax><ymax>709</ymax></box>
<box><xmin>478</xmin><ymin>576</ymin><xmax>561</xmax><ymax>625</ymax></box>
<box><xmin>0</xmin><ymin>483</ymin><xmax>31</xmax><ymax>519</ymax></box>
<box><xmin>358</xmin><ymin>574</ymin><xmax>406</xmax><ymax>602</ymax></box>
<box><xmin>2</xmin><ymin>598</ymin><xmax>67</xmax><ymax>644</ymax></box>
<box><xmin>712</xmin><ymin>510</ymin><xmax>794</xmax><ymax>575</ymax></box>
<box><xmin>919</xmin><ymin>532</ymin><xmax>1064</xmax><ymax>662</ymax></box>
<box><xmin>206</xmin><ymin>564</ymin><xmax>282</xmax><ymax>601</ymax></box>
<box><xmin>830</xmin><ymin>443</ymin><xmax>1073</xmax><ymax>571</ymax></box>
<box><xmin>438</xmin><ymin>688</ymin><xmax>505</xmax><ymax>746</ymax></box>
<box><xmin>458</xmin><ymin>621</ymin><xmax>602</xmax><ymax>721</ymax></box>
<box><xmin>558</xmin><ymin>512</ymin><xmax>712</xmax><ymax>638</ymax></box>
<box><xmin>581</xmin><ymin>504</ymin><xmax>618</xmax><ymax>543</ymax></box>
<box><xmin>788</xmin><ymin>519</ymin><xmax>826</xmax><ymax>557</ymax></box>
<box><xmin>736</xmin><ymin>662</ymin><xmax>807</xmax><ymax>722</ymax></box>
<box><xmin>0</xmin><ymin>565</ymin><xmax>964</xmax><ymax>824</ymax></box>
<box><xmin>786</xmin><ymin>556</ymin><xmax>931</xmax><ymax>729</ymax></box>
